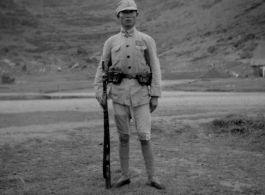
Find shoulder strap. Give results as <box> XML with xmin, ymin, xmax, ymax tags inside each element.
<box><xmin>108</xmin><ymin>55</ymin><xmax>112</xmax><ymax>68</ymax></box>
<box><xmin>144</xmin><ymin>49</ymin><xmax>150</xmax><ymax>67</ymax></box>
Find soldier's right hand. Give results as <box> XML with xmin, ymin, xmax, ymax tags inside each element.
<box><xmin>97</xmin><ymin>93</ymin><xmax>107</xmax><ymax>109</ymax></box>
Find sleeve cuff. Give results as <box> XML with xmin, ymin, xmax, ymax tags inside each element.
<box><xmin>149</xmin><ymin>85</ymin><xmax>161</xmax><ymax>97</ymax></box>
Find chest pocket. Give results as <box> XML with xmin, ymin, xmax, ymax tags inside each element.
<box><xmin>135</xmin><ymin>45</ymin><xmax>146</xmax><ymax>61</ymax></box>
<box><xmin>135</xmin><ymin>45</ymin><xmax>146</xmax><ymax>53</ymax></box>
<box><xmin>135</xmin><ymin>45</ymin><xmax>150</xmax><ymax>72</ymax></box>
<box><xmin>111</xmin><ymin>45</ymin><xmax>121</xmax><ymax>64</ymax></box>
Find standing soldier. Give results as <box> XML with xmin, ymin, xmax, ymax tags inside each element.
<box><xmin>94</xmin><ymin>0</ymin><xmax>165</xmax><ymax>190</ymax></box>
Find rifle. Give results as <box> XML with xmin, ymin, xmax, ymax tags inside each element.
<box><xmin>102</xmin><ymin>61</ymin><xmax>111</xmax><ymax>189</ymax></box>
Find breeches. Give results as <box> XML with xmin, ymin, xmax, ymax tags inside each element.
<box><xmin>112</xmin><ymin>102</ymin><xmax>151</xmax><ymax>140</ymax></box>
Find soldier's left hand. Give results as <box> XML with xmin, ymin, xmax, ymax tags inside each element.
<box><xmin>149</xmin><ymin>96</ymin><xmax>158</xmax><ymax>113</ymax></box>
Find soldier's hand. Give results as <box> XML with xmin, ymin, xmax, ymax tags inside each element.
<box><xmin>97</xmin><ymin>93</ymin><xmax>107</xmax><ymax>109</ymax></box>
<box><xmin>149</xmin><ymin>96</ymin><xmax>158</xmax><ymax>113</ymax></box>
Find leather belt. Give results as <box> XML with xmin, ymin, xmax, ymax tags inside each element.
<box><xmin>123</xmin><ymin>74</ymin><xmax>137</xmax><ymax>79</ymax></box>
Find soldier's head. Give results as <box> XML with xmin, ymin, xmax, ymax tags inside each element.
<box><xmin>116</xmin><ymin>0</ymin><xmax>138</xmax><ymax>30</ymax></box>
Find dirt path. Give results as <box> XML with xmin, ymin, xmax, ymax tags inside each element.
<box><xmin>0</xmin><ymin>91</ymin><xmax>265</xmax><ymax>194</ymax></box>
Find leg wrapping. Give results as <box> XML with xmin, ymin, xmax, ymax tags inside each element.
<box><xmin>140</xmin><ymin>140</ymin><xmax>155</xmax><ymax>178</ymax></box>
<box><xmin>119</xmin><ymin>134</ymin><xmax>130</xmax><ymax>177</ymax></box>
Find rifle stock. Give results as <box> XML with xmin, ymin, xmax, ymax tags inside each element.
<box><xmin>102</xmin><ymin>61</ymin><xmax>111</xmax><ymax>189</ymax></box>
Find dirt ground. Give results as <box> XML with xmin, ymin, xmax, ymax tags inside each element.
<box><xmin>0</xmin><ymin>87</ymin><xmax>265</xmax><ymax>194</ymax></box>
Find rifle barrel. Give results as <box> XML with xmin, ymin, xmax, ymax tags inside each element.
<box><xmin>102</xmin><ymin>61</ymin><xmax>111</xmax><ymax>189</ymax></box>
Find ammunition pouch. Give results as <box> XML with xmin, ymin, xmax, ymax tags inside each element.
<box><xmin>136</xmin><ymin>73</ymin><xmax>152</xmax><ymax>86</ymax></box>
<box><xmin>108</xmin><ymin>70</ymin><xmax>123</xmax><ymax>84</ymax></box>
<box><xmin>107</xmin><ymin>70</ymin><xmax>152</xmax><ymax>86</ymax></box>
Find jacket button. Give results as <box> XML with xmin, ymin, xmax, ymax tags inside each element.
<box><xmin>127</xmin><ymin>56</ymin><xmax>130</xmax><ymax>58</ymax></box>
<box><xmin>126</xmin><ymin>45</ymin><xmax>129</xmax><ymax>47</ymax></box>
<box><xmin>128</xmin><ymin>66</ymin><xmax>131</xmax><ymax>69</ymax></box>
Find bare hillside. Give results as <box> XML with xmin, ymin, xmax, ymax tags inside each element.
<box><xmin>0</xmin><ymin>0</ymin><xmax>265</xmax><ymax>79</ymax></box>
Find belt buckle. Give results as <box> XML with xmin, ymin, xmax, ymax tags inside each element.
<box><xmin>128</xmin><ymin>75</ymin><xmax>132</xmax><ymax>79</ymax></box>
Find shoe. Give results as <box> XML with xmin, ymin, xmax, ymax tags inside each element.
<box><xmin>113</xmin><ymin>179</ymin><xmax>130</xmax><ymax>188</ymax></box>
<box><xmin>146</xmin><ymin>181</ymin><xmax>166</xmax><ymax>190</ymax></box>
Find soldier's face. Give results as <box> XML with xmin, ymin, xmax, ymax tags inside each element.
<box><xmin>119</xmin><ymin>10</ymin><xmax>137</xmax><ymax>30</ymax></box>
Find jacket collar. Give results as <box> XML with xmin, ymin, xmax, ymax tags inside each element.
<box><xmin>121</xmin><ymin>27</ymin><xmax>136</xmax><ymax>37</ymax></box>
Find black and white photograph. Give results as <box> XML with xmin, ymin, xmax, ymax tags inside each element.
<box><xmin>1</xmin><ymin>0</ymin><xmax>265</xmax><ymax>194</ymax></box>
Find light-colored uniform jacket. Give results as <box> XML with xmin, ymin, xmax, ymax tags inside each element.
<box><xmin>94</xmin><ymin>27</ymin><xmax>162</xmax><ymax>107</ymax></box>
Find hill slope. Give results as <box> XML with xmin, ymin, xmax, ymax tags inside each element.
<box><xmin>0</xmin><ymin>0</ymin><xmax>265</xmax><ymax>78</ymax></box>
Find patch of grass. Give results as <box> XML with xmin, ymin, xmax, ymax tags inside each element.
<box><xmin>210</xmin><ymin>113</ymin><xmax>265</xmax><ymax>134</ymax></box>
<box><xmin>1</xmin><ymin>125</ymin><xmax>178</xmax><ymax>194</ymax></box>
<box><xmin>1</xmin><ymin>114</ymin><xmax>265</xmax><ymax>194</ymax></box>
<box><xmin>208</xmin><ymin>113</ymin><xmax>265</xmax><ymax>151</ymax></box>
<box><xmin>0</xmin><ymin>142</ymin><xmax>28</xmax><ymax>192</ymax></box>
<box><xmin>0</xmin><ymin>134</ymin><xmax>102</xmax><ymax>194</ymax></box>
<box><xmin>151</xmin><ymin>119</ymin><xmax>198</xmax><ymax>141</ymax></box>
